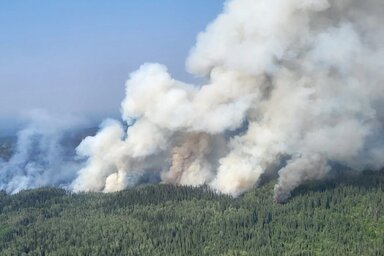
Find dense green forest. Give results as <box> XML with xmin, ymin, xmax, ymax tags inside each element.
<box><xmin>0</xmin><ymin>171</ymin><xmax>383</xmax><ymax>256</ymax></box>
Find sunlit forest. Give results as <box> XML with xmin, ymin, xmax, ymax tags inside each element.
<box><xmin>0</xmin><ymin>171</ymin><xmax>383</xmax><ymax>256</ymax></box>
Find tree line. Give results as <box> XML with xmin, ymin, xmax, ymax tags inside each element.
<box><xmin>0</xmin><ymin>171</ymin><xmax>383</xmax><ymax>255</ymax></box>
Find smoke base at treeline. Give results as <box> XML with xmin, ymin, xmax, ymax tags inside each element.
<box><xmin>1</xmin><ymin>0</ymin><xmax>384</xmax><ymax>202</ymax></box>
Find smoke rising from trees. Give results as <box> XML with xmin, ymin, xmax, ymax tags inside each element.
<box><xmin>1</xmin><ymin>0</ymin><xmax>383</xmax><ymax>201</ymax></box>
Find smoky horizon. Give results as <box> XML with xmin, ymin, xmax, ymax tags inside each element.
<box><xmin>1</xmin><ymin>0</ymin><xmax>383</xmax><ymax>203</ymax></box>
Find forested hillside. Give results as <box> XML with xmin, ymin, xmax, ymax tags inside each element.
<box><xmin>0</xmin><ymin>171</ymin><xmax>383</xmax><ymax>256</ymax></box>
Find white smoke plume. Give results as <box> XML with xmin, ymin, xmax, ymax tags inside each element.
<box><xmin>70</xmin><ymin>0</ymin><xmax>384</xmax><ymax>201</ymax></box>
<box><xmin>1</xmin><ymin>0</ymin><xmax>381</xmax><ymax>201</ymax></box>
<box><xmin>274</xmin><ymin>153</ymin><xmax>331</xmax><ymax>203</ymax></box>
<box><xmin>0</xmin><ymin>111</ymin><xmax>84</xmax><ymax>194</ymax></box>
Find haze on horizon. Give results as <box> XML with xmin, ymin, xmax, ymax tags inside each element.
<box><xmin>0</xmin><ymin>0</ymin><xmax>223</xmax><ymax>135</ymax></box>
<box><xmin>1</xmin><ymin>0</ymin><xmax>383</xmax><ymax>203</ymax></box>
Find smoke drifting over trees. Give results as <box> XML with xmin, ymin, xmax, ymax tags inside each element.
<box><xmin>0</xmin><ymin>111</ymin><xmax>84</xmax><ymax>194</ymax></box>
<box><xmin>1</xmin><ymin>0</ymin><xmax>384</xmax><ymax>201</ymax></box>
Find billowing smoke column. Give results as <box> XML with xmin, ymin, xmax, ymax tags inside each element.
<box><xmin>71</xmin><ymin>0</ymin><xmax>384</xmax><ymax>201</ymax></box>
<box><xmin>0</xmin><ymin>111</ymin><xmax>83</xmax><ymax>194</ymax></box>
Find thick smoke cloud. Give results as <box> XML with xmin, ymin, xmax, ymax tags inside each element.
<box><xmin>0</xmin><ymin>111</ymin><xmax>84</xmax><ymax>194</ymax></box>
<box><xmin>70</xmin><ymin>0</ymin><xmax>384</xmax><ymax>201</ymax></box>
<box><xmin>2</xmin><ymin>0</ymin><xmax>383</xmax><ymax>201</ymax></box>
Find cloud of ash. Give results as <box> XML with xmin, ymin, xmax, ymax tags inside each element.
<box><xmin>71</xmin><ymin>0</ymin><xmax>384</xmax><ymax>201</ymax></box>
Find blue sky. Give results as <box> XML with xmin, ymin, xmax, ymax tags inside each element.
<box><xmin>0</xmin><ymin>0</ymin><xmax>223</xmax><ymax>134</ymax></box>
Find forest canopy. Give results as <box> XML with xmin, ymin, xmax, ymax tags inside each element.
<box><xmin>0</xmin><ymin>170</ymin><xmax>383</xmax><ymax>255</ymax></box>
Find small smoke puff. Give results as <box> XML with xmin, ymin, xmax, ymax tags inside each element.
<box><xmin>274</xmin><ymin>154</ymin><xmax>330</xmax><ymax>203</ymax></box>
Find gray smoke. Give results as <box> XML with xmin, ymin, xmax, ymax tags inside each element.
<box><xmin>273</xmin><ymin>153</ymin><xmax>331</xmax><ymax>203</ymax></box>
<box><xmin>0</xmin><ymin>111</ymin><xmax>84</xmax><ymax>194</ymax></box>
<box><xmin>70</xmin><ymin>0</ymin><xmax>384</xmax><ymax>201</ymax></box>
<box><xmin>1</xmin><ymin>0</ymin><xmax>383</xmax><ymax>201</ymax></box>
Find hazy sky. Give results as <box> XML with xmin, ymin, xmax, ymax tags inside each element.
<box><xmin>0</xmin><ymin>0</ymin><xmax>223</xmax><ymax>134</ymax></box>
